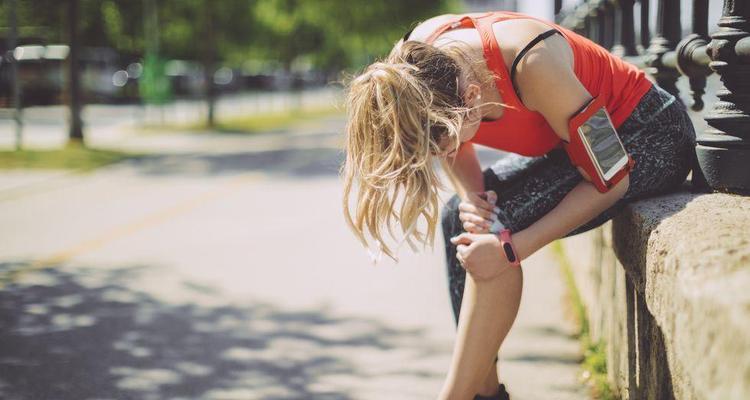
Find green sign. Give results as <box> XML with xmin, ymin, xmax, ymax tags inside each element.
<box><xmin>140</xmin><ymin>55</ymin><xmax>171</xmax><ymax>104</ymax></box>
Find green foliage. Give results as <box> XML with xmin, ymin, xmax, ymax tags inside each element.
<box><xmin>582</xmin><ymin>339</ymin><xmax>617</xmax><ymax>400</ymax></box>
<box><xmin>252</xmin><ymin>0</ymin><xmax>462</xmax><ymax>69</ymax></box>
<box><xmin>0</xmin><ymin>0</ymin><xmax>459</xmax><ymax>70</ymax></box>
<box><xmin>0</xmin><ymin>143</ymin><xmax>143</xmax><ymax>172</ymax></box>
<box><xmin>100</xmin><ymin>0</ymin><xmax>144</xmax><ymax>55</ymax></box>
<box><xmin>0</xmin><ymin>0</ymin><xmax>64</xmax><ymax>43</ymax></box>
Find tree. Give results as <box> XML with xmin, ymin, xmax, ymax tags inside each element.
<box><xmin>1</xmin><ymin>0</ymin><xmax>459</xmax><ymax>129</ymax></box>
<box><xmin>250</xmin><ymin>0</ymin><xmax>460</xmax><ymax>71</ymax></box>
<box><xmin>66</xmin><ymin>0</ymin><xmax>83</xmax><ymax>144</ymax></box>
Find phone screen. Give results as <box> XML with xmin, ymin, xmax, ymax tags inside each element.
<box><xmin>578</xmin><ymin>106</ymin><xmax>628</xmax><ymax>180</ymax></box>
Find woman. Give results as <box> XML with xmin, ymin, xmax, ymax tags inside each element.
<box><xmin>342</xmin><ymin>10</ymin><xmax>695</xmax><ymax>400</ymax></box>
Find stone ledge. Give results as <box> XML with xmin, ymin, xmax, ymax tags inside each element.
<box><xmin>559</xmin><ymin>191</ymin><xmax>750</xmax><ymax>399</ymax></box>
<box><xmin>611</xmin><ymin>191</ymin><xmax>750</xmax><ymax>399</ymax></box>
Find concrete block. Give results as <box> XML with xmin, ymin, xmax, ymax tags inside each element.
<box><xmin>560</xmin><ymin>191</ymin><xmax>750</xmax><ymax>399</ymax></box>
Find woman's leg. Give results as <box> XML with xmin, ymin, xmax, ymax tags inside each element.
<box><xmin>440</xmin><ymin>154</ymin><xmax>580</xmax><ymax>398</ymax></box>
<box><xmin>439</xmin><ymin>266</ymin><xmax>523</xmax><ymax>399</ymax></box>
<box><xmin>442</xmin><ymin>195</ymin><xmax>503</xmax><ymax>397</ymax></box>
<box><xmin>440</xmin><ymin>151</ymin><xmax>594</xmax><ymax>399</ymax></box>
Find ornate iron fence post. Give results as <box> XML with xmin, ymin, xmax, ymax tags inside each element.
<box><xmin>639</xmin><ymin>0</ymin><xmax>651</xmax><ymax>53</ymax></box>
<box><xmin>575</xmin><ymin>4</ymin><xmax>591</xmax><ymax>36</ymax></box>
<box><xmin>603</xmin><ymin>0</ymin><xmax>616</xmax><ymax>50</ymax></box>
<box><xmin>645</xmin><ymin>0</ymin><xmax>682</xmax><ymax>97</ymax></box>
<box><xmin>697</xmin><ymin>0</ymin><xmax>750</xmax><ymax>193</ymax></box>
<box><xmin>675</xmin><ymin>0</ymin><xmax>712</xmax><ymax>111</ymax></box>
<box><xmin>596</xmin><ymin>1</ymin><xmax>608</xmax><ymax>45</ymax></box>
<box><xmin>612</xmin><ymin>0</ymin><xmax>638</xmax><ymax>57</ymax></box>
<box><xmin>588</xmin><ymin>1</ymin><xmax>602</xmax><ymax>42</ymax></box>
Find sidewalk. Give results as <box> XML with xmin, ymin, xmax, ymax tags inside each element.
<box><xmin>500</xmin><ymin>247</ymin><xmax>588</xmax><ymax>399</ymax></box>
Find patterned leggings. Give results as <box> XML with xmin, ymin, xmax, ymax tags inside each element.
<box><xmin>440</xmin><ymin>84</ymin><xmax>696</xmax><ymax>326</ymax></box>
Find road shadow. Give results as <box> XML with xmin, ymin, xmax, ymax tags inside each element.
<box><xmin>112</xmin><ymin>128</ymin><xmax>345</xmax><ymax>179</ymax></box>
<box><xmin>0</xmin><ymin>262</ymin><xmax>446</xmax><ymax>399</ymax></box>
<box><xmin>110</xmin><ymin>124</ymin><xmax>511</xmax><ymax>180</ymax></box>
<box><xmin>120</xmin><ymin>147</ymin><xmax>345</xmax><ymax>179</ymax></box>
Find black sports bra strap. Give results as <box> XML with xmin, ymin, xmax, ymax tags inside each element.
<box><xmin>510</xmin><ymin>28</ymin><xmax>563</xmax><ymax>98</ymax></box>
<box><xmin>402</xmin><ymin>26</ymin><xmax>416</xmax><ymax>42</ymax></box>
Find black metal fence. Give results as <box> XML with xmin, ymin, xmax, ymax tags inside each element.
<box><xmin>554</xmin><ymin>0</ymin><xmax>749</xmax><ymax>195</ymax></box>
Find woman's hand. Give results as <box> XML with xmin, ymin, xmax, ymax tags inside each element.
<box><xmin>450</xmin><ymin>232</ymin><xmax>513</xmax><ymax>281</ymax></box>
<box><xmin>458</xmin><ymin>190</ymin><xmax>500</xmax><ymax>234</ymax></box>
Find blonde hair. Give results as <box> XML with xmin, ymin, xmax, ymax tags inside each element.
<box><xmin>342</xmin><ymin>40</ymin><xmax>498</xmax><ymax>261</ymax></box>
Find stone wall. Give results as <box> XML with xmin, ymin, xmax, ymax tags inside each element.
<box><xmin>558</xmin><ymin>190</ymin><xmax>750</xmax><ymax>399</ymax></box>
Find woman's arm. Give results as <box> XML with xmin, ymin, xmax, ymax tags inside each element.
<box><xmin>440</xmin><ymin>142</ymin><xmax>485</xmax><ymax>201</ymax></box>
<box><xmin>513</xmin><ymin>175</ymin><xmax>628</xmax><ymax>260</ymax></box>
<box><xmin>508</xmin><ymin>22</ymin><xmax>631</xmax><ymax>260</ymax></box>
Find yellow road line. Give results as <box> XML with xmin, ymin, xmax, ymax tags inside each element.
<box><xmin>0</xmin><ymin>172</ymin><xmax>263</xmax><ymax>288</ymax></box>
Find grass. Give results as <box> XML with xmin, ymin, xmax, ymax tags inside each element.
<box><xmin>550</xmin><ymin>240</ymin><xmax>619</xmax><ymax>400</ymax></box>
<box><xmin>0</xmin><ymin>106</ymin><xmax>342</xmax><ymax>172</ymax></box>
<box><xmin>0</xmin><ymin>141</ymin><xmax>145</xmax><ymax>172</ymax></box>
<box><xmin>140</xmin><ymin>105</ymin><xmax>344</xmax><ymax>134</ymax></box>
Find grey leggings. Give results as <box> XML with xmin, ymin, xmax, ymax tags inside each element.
<box><xmin>441</xmin><ymin>84</ymin><xmax>696</xmax><ymax>326</ymax></box>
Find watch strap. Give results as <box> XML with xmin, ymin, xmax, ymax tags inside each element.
<box><xmin>499</xmin><ymin>229</ymin><xmax>521</xmax><ymax>267</ymax></box>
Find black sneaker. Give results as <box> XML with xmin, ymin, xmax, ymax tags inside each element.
<box><xmin>473</xmin><ymin>383</ymin><xmax>510</xmax><ymax>400</ymax></box>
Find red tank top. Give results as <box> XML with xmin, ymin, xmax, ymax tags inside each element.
<box><xmin>424</xmin><ymin>11</ymin><xmax>653</xmax><ymax>156</ymax></box>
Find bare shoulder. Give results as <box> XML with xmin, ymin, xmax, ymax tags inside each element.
<box><xmin>491</xmin><ymin>18</ymin><xmax>573</xmax><ymax>69</ymax></box>
<box><xmin>405</xmin><ymin>14</ymin><xmax>457</xmax><ymax>42</ymax></box>
<box><xmin>406</xmin><ymin>12</ymin><xmax>515</xmax><ymax>42</ymax></box>
<box><xmin>491</xmin><ymin>19</ymin><xmax>591</xmax><ymax>140</ymax></box>
<box><xmin>492</xmin><ymin>18</ymin><xmax>576</xmax><ymax>111</ymax></box>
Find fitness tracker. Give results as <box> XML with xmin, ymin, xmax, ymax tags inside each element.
<box><xmin>489</xmin><ymin>217</ymin><xmax>521</xmax><ymax>267</ymax></box>
<box><xmin>498</xmin><ymin>229</ymin><xmax>521</xmax><ymax>267</ymax></box>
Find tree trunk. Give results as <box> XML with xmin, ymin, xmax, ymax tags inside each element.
<box><xmin>8</xmin><ymin>0</ymin><xmax>23</xmax><ymax>150</ymax></box>
<box><xmin>67</xmin><ymin>0</ymin><xmax>84</xmax><ymax>144</ymax></box>
<box><xmin>203</xmin><ymin>0</ymin><xmax>216</xmax><ymax>128</ymax></box>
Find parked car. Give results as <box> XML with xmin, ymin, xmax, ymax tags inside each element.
<box><xmin>0</xmin><ymin>44</ymin><xmax>140</xmax><ymax>106</ymax></box>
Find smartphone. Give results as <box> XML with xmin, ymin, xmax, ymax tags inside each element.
<box><xmin>577</xmin><ymin>106</ymin><xmax>629</xmax><ymax>181</ymax></box>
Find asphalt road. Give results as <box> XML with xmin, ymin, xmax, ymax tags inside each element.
<box><xmin>0</xmin><ymin>109</ymin><xmax>586</xmax><ymax>399</ymax></box>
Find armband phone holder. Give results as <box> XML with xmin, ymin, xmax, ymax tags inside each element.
<box><xmin>564</xmin><ymin>95</ymin><xmax>635</xmax><ymax>193</ymax></box>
